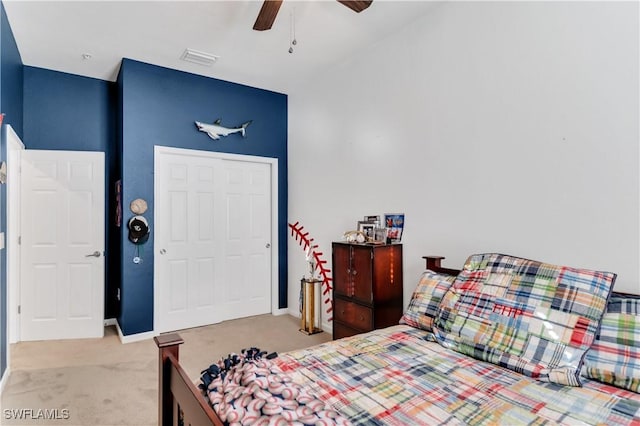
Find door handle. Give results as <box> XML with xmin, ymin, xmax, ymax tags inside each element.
<box><xmin>85</xmin><ymin>251</ymin><xmax>101</xmax><ymax>258</ymax></box>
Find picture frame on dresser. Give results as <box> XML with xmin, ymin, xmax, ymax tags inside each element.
<box><xmin>384</xmin><ymin>213</ymin><xmax>404</xmax><ymax>242</ymax></box>
<box><xmin>357</xmin><ymin>221</ymin><xmax>375</xmax><ymax>241</ymax></box>
<box><xmin>372</xmin><ymin>227</ymin><xmax>388</xmax><ymax>244</ymax></box>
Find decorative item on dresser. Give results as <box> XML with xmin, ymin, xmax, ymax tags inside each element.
<box><xmin>331</xmin><ymin>242</ymin><xmax>403</xmax><ymax>339</ymax></box>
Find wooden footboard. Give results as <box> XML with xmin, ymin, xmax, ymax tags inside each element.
<box><xmin>154</xmin><ymin>334</ymin><xmax>224</xmax><ymax>426</ymax></box>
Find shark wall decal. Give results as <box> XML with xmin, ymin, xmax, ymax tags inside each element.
<box><xmin>195</xmin><ymin>119</ymin><xmax>252</xmax><ymax>140</ymax></box>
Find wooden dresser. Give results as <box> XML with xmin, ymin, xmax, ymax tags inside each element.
<box><xmin>332</xmin><ymin>242</ymin><xmax>403</xmax><ymax>339</ymax></box>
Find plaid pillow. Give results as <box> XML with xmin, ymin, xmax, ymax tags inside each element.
<box><xmin>582</xmin><ymin>294</ymin><xmax>640</xmax><ymax>392</ymax></box>
<box><xmin>400</xmin><ymin>270</ymin><xmax>457</xmax><ymax>332</ymax></box>
<box><xmin>433</xmin><ymin>253</ymin><xmax>616</xmax><ymax>386</ymax></box>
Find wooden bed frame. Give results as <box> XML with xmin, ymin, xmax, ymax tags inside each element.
<box><xmin>153</xmin><ymin>254</ymin><xmax>632</xmax><ymax>426</ymax></box>
<box><xmin>153</xmin><ymin>255</ymin><xmax>455</xmax><ymax>426</ymax></box>
<box><xmin>154</xmin><ymin>333</ymin><xmax>222</xmax><ymax>426</ymax></box>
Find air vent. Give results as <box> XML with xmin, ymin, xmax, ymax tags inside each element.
<box><xmin>180</xmin><ymin>48</ymin><xmax>219</xmax><ymax>66</ymax></box>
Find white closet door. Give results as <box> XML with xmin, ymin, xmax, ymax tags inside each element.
<box><xmin>155</xmin><ymin>148</ymin><xmax>272</xmax><ymax>333</ymax></box>
<box><xmin>20</xmin><ymin>150</ymin><xmax>105</xmax><ymax>341</ymax></box>
<box><xmin>220</xmin><ymin>160</ymin><xmax>272</xmax><ymax>319</ymax></box>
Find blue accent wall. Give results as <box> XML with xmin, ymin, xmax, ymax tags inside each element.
<box><xmin>0</xmin><ymin>0</ymin><xmax>23</xmax><ymax>380</ymax></box>
<box><xmin>23</xmin><ymin>67</ymin><xmax>114</xmax><ymax>152</ymax></box>
<box><xmin>1</xmin><ymin>3</ymin><xmax>22</xmax><ymax>138</ymax></box>
<box><xmin>118</xmin><ymin>59</ymin><xmax>288</xmax><ymax>335</ymax></box>
<box><xmin>23</xmin><ymin>66</ymin><xmax>118</xmax><ymax>318</ymax></box>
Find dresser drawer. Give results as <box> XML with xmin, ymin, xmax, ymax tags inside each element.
<box><xmin>334</xmin><ymin>298</ymin><xmax>373</xmax><ymax>331</ymax></box>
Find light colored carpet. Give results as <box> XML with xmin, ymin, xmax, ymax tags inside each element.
<box><xmin>0</xmin><ymin>314</ymin><xmax>331</xmax><ymax>426</ymax></box>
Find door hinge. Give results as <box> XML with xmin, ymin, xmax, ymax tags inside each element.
<box><xmin>18</xmin><ymin>305</ymin><xmax>21</xmax><ymax>314</ymax></box>
<box><xmin>116</xmin><ymin>288</ymin><xmax>120</xmax><ymax>301</ymax></box>
<box><xmin>18</xmin><ymin>236</ymin><xmax>21</xmax><ymax>245</ymax></box>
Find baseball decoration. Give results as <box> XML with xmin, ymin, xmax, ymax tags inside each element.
<box><xmin>130</xmin><ymin>198</ymin><xmax>148</xmax><ymax>214</ymax></box>
<box><xmin>289</xmin><ymin>222</ymin><xmax>334</xmax><ymax>321</ymax></box>
<box><xmin>128</xmin><ymin>198</ymin><xmax>150</xmax><ymax>264</ymax></box>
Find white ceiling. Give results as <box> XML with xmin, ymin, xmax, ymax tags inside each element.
<box><xmin>3</xmin><ymin>0</ymin><xmax>441</xmax><ymax>94</ymax></box>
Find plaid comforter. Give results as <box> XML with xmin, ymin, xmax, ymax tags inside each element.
<box><xmin>276</xmin><ymin>325</ymin><xmax>640</xmax><ymax>425</ymax></box>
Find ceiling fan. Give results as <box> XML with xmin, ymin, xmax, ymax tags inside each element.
<box><xmin>253</xmin><ymin>0</ymin><xmax>373</xmax><ymax>31</ymax></box>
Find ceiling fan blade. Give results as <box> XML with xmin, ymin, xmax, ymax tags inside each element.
<box><xmin>253</xmin><ymin>0</ymin><xmax>283</xmax><ymax>31</ymax></box>
<box><xmin>337</xmin><ymin>0</ymin><xmax>373</xmax><ymax>13</ymax></box>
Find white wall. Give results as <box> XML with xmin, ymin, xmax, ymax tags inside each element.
<box><xmin>288</xmin><ymin>1</ymin><xmax>639</xmax><ymax>329</ymax></box>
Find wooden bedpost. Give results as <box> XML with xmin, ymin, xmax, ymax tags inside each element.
<box><xmin>424</xmin><ymin>255</ymin><xmax>445</xmax><ymax>270</ymax></box>
<box><xmin>154</xmin><ymin>333</ymin><xmax>184</xmax><ymax>426</ymax></box>
<box><xmin>423</xmin><ymin>256</ymin><xmax>462</xmax><ymax>275</ymax></box>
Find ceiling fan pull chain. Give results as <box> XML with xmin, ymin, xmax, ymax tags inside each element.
<box><xmin>289</xmin><ymin>9</ymin><xmax>297</xmax><ymax>54</ymax></box>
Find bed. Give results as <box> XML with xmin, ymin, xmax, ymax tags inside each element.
<box><xmin>154</xmin><ymin>254</ymin><xmax>640</xmax><ymax>425</ymax></box>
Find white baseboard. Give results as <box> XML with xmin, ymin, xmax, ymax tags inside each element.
<box><xmin>0</xmin><ymin>366</ymin><xmax>10</xmax><ymax>396</ymax></box>
<box><xmin>288</xmin><ymin>307</ymin><xmax>300</xmax><ymax>318</ymax></box>
<box><xmin>115</xmin><ymin>321</ymin><xmax>157</xmax><ymax>344</ymax></box>
<box><xmin>103</xmin><ymin>318</ymin><xmax>117</xmax><ymax>327</ymax></box>
<box><xmin>271</xmin><ymin>308</ymin><xmax>289</xmax><ymax>316</ymax></box>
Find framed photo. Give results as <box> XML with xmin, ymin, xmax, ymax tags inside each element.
<box><xmin>357</xmin><ymin>221</ymin><xmax>376</xmax><ymax>241</ymax></box>
<box><xmin>372</xmin><ymin>227</ymin><xmax>388</xmax><ymax>244</ymax></box>
<box><xmin>364</xmin><ymin>215</ymin><xmax>380</xmax><ymax>224</ymax></box>
<box><xmin>384</xmin><ymin>213</ymin><xmax>405</xmax><ymax>243</ymax></box>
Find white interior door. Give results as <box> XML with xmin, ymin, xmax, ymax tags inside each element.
<box><xmin>156</xmin><ymin>152</ymin><xmax>222</xmax><ymax>332</ymax></box>
<box><xmin>155</xmin><ymin>147</ymin><xmax>273</xmax><ymax>333</ymax></box>
<box><xmin>221</xmin><ymin>160</ymin><xmax>272</xmax><ymax>318</ymax></box>
<box><xmin>7</xmin><ymin>125</ymin><xmax>24</xmax><ymax>344</ymax></box>
<box><xmin>20</xmin><ymin>150</ymin><xmax>105</xmax><ymax>341</ymax></box>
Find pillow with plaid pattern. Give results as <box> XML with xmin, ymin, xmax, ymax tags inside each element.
<box><xmin>582</xmin><ymin>294</ymin><xmax>640</xmax><ymax>392</ymax></box>
<box><xmin>400</xmin><ymin>270</ymin><xmax>457</xmax><ymax>332</ymax></box>
<box><xmin>433</xmin><ymin>253</ymin><xmax>616</xmax><ymax>386</ymax></box>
